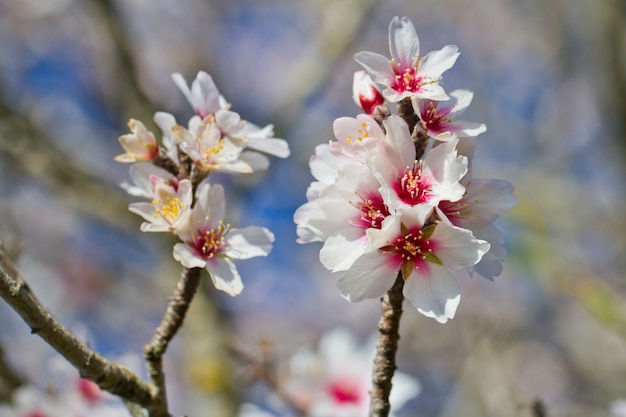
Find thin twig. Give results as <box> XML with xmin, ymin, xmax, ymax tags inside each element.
<box><xmin>368</xmin><ymin>274</ymin><xmax>404</xmax><ymax>417</ymax></box>
<box><xmin>144</xmin><ymin>267</ymin><xmax>203</xmax><ymax>413</ymax></box>
<box><xmin>0</xmin><ymin>250</ymin><xmax>161</xmax><ymax>414</ymax></box>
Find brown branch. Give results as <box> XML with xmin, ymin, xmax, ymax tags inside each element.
<box><xmin>144</xmin><ymin>267</ymin><xmax>203</xmax><ymax>414</ymax></box>
<box><xmin>0</xmin><ymin>249</ymin><xmax>164</xmax><ymax>415</ymax></box>
<box><xmin>0</xmin><ymin>344</ymin><xmax>23</xmax><ymax>402</ymax></box>
<box><xmin>368</xmin><ymin>274</ymin><xmax>404</xmax><ymax>417</ymax></box>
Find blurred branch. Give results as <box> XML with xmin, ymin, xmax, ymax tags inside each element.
<box><xmin>144</xmin><ymin>267</ymin><xmax>202</xmax><ymax>414</ymax></box>
<box><xmin>0</xmin><ymin>98</ymin><xmax>136</xmax><ymax>230</ymax></box>
<box><xmin>84</xmin><ymin>0</ymin><xmax>159</xmax><ymax>125</ymax></box>
<box><xmin>0</xmin><ymin>246</ymin><xmax>171</xmax><ymax>416</ymax></box>
<box><xmin>0</xmin><ymin>344</ymin><xmax>23</xmax><ymax>403</ymax></box>
<box><xmin>229</xmin><ymin>338</ymin><xmax>308</xmax><ymax>417</ymax></box>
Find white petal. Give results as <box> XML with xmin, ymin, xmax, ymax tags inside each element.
<box><xmin>417</xmin><ymin>83</ymin><xmax>450</xmax><ymax>101</ymax></box>
<box><xmin>419</xmin><ymin>45</ymin><xmax>460</xmax><ymax>79</ymax></box>
<box><xmin>239</xmin><ymin>151</ymin><xmax>270</xmax><ymax>171</ymax></box>
<box><xmin>193</xmin><ymin>183</ymin><xmax>225</xmax><ymax>228</ymax></box>
<box><xmin>448</xmin><ymin>89</ymin><xmax>473</xmax><ymax>116</ymax></box>
<box><xmin>455</xmin><ymin>120</ymin><xmax>487</xmax><ymax>138</ymax></box>
<box><xmin>354</xmin><ymin>51</ymin><xmax>394</xmax><ymax>84</ymax></box>
<box><xmin>206</xmin><ymin>258</ymin><xmax>243</xmax><ymax>296</ymax></box>
<box><xmin>225</xmin><ymin>227</ymin><xmax>274</xmax><ymax>259</ymax></box>
<box><xmin>319</xmin><ymin>230</ymin><xmax>367</xmax><ymax>272</ymax></box>
<box><xmin>390</xmin><ymin>371</ymin><xmax>422</xmax><ymax>407</ymax></box>
<box><xmin>172</xmin><ymin>243</ymin><xmax>206</xmax><ymax>269</ymax></box>
<box><xmin>337</xmin><ymin>251</ymin><xmax>399</xmax><ymax>302</ymax></box>
<box><xmin>246</xmin><ymin>137</ymin><xmax>291</xmax><ymax>158</ymax></box>
<box><xmin>431</xmin><ymin>221</ymin><xmax>490</xmax><ymax>269</ymax></box>
<box><xmin>389</xmin><ymin>16</ymin><xmax>420</xmax><ymax>65</ymax></box>
<box><xmin>403</xmin><ymin>265</ymin><xmax>461</xmax><ymax>323</ymax></box>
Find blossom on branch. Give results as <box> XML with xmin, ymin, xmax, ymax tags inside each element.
<box><xmin>413</xmin><ymin>89</ymin><xmax>487</xmax><ymax>142</ymax></box>
<box><xmin>354</xmin><ymin>16</ymin><xmax>459</xmax><ymax>102</ymax></box>
<box><xmin>115</xmin><ymin>119</ymin><xmax>159</xmax><ymax>163</ymax></box>
<box><xmin>173</xmin><ymin>183</ymin><xmax>274</xmax><ymax>296</ymax></box>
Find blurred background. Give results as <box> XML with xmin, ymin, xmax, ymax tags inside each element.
<box><xmin>0</xmin><ymin>0</ymin><xmax>625</xmax><ymax>416</ymax></box>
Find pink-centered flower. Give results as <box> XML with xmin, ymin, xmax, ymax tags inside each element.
<box><xmin>115</xmin><ymin>119</ymin><xmax>158</xmax><ymax>163</ymax></box>
<box><xmin>338</xmin><ymin>206</ymin><xmax>489</xmax><ymax>323</ymax></box>
<box><xmin>371</xmin><ymin>115</ymin><xmax>467</xmax><ymax>211</ymax></box>
<box><xmin>414</xmin><ymin>89</ymin><xmax>487</xmax><ymax>141</ymax></box>
<box><xmin>354</xmin><ymin>16</ymin><xmax>459</xmax><ymax>103</ymax></box>
<box><xmin>283</xmin><ymin>328</ymin><xmax>420</xmax><ymax>417</ymax></box>
<box><xmin>173</xmin><ymin>183</ymin><xmax>274</xmax><ymax>296</ymax></box>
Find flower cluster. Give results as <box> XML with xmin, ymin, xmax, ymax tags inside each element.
<box><xmin>295</xmin><ymin>16</ymin><xmax>517</xmax><ymax>323</ymax></box>
<box><xmin>117</xmin><ymin>71</ymin><xmax>288</xmax><ymax>295</ymax></box>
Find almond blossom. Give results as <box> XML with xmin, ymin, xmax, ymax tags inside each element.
<box><xmin>281</xmin><ymin>328</ymin><xmax>420</xmax><ymax>417</ymax></box>
<box><xmin>173</xmin><ymin>182</ymin><xmax>274</xmax><ymax>296</ymax></box>
<box><xmin>413</xmin><ymin>89</ymin><xmax>487</xmax><ymax>141</ymax></box>
<box><xmin>128</xmin><ymin>177</ymin><xmax>192</xmax><ymax>233</ymax></box>
<box><xmin>338</xmin><ymin>206</ymin><xmax>489</xmax><ymax>323</ymax></box>
<box><xmin>115</xmin><ymin>118</ymin><xmax>159</xmax><ymax>163</ymax></box>
<box><xmin>354</xmin><ymin>16</ymin><xmax>459</xmax><ymax>102</ymax></box>
<box><xmin>371</xmin><ymin>116</ymin><xmax>467</xmax><ymax>211</ymax></box>
<box><xmin>171</xmin><ymin>71</ymin><xmax>290</xmax><ymax>169</ymax></box>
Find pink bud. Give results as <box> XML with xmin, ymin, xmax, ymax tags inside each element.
<box><xmin>352</xmin><ymin>71</ymin><xmax>384</xmax><ymax>114</ymax></box>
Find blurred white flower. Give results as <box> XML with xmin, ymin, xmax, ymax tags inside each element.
<box><xmin>281</xmin><ymin>328</ymin><xmax>420</xmax><ymax>417</ymax></box>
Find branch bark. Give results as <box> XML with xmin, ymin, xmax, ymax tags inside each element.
<box><xmin>368</xmin><ymin>274</ymin><xmax>404</xmax><ymax>417</ymax></box>
<box><xmin>0</xmin><ymin>248</ymin><xmax>165</xmax><ymax>415</ymax></box>
<box><xmin>144</xmin><ymin>267</ymin><xmax>203</xmax><ymax>414</ymax></box>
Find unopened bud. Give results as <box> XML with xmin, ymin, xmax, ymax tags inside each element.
<box><xmin>352</xmin><ymin>71</ymin><xmax>385</xmax><ymax>114</ymax></box>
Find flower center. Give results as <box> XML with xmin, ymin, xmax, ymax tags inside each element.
<box><xmin>191</xmin><ymin>221</ymin><xmax>229</xmax><ymax>260</ymax></box>
<box><xmin>381</xmin><ymin>224</ymin><xmax>441</xmax><ymax>275</ymax></box>
<box><xmin>153</xmin><ymin>196</ymin><xmax>185</xmax><ymax>222</ymax></box>
<box><xmin>345</xmin><ymin>122</ymin><xmax>371</xmax><ymax>143</ymax></box>
<box><xmin>327</xmin><ymin>378</ymin><xmax>364</xmax><ymax>405</ymax></box>
<box><xmin>351</xmin><ymin>193</ymin><xmax>390</xmax><ymax>229</ymax></box>
<box><xmin>203</xmin><ymin>138</ymin><xmax>225</xmax><ymax>157</ymax></box>
<box><xmin>391</xmin><ymin>58</ymin><xmax>423</xmax><ymax>93</ymax></box>
<box><xmin>395</xmin><ymin>162</ymin><xmax>433</xmax><ymax>205</ymax></box>
<box><xmin>438</xmin><ymin>198</ymin><xmax>471</xmax><ymax>227</ymax></box>
<box><xmin>422</xmin><ymin>101</ymin><xmax>453</xmax><ymax>133</ymax></box>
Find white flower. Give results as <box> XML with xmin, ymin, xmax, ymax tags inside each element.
<box><xmin>173</xmin><ymin>183</ymin><xmax>274</xmax><ymax>296</ymax></box>
<box><xmin>172</xmin><ymin>115</ymin><xmax>255</xmax><ymax>173</ymax></box>
<box><xmin>413</xmin><ymin>89</ymin><xmax>487</xmax><ymax>141</ymax></box>
<box><xmin>354</xmin><ymin>16</ymin><xmax>459</xmax><ymax>103</ymax></box>
<box><xmin>115</xmin><ymin>119</ymin><xmax>158</xmax><ymax>163</ymax></box>
<box><xmin>128</xmin><ymin>177</ymin><xmax>193</xmax><ymax>233</ymax></box>
<box><xmin>283</xmin><ymin>328</ymin><xmax>420</xmax><ymax>417</ymax></box>
<box><xmin>372</xmin><ymin>116</ymin><xmax>468</xmax><ymax>211</ymax></box>
<box><xmin>172</xmin><ymin>71</ymin><xmax>290</xmax><ymax>169</ymax></box>
<box><xmin>172</xmin><ymin>71</ymin><xmax>222</xmax><ymax>118</ymax></box>
<box><xmin>338</xmin><ymin>206</ymin><xmax>489</xmax><ymax>323</ymax></box>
